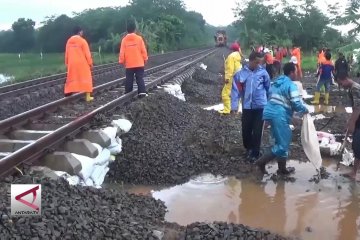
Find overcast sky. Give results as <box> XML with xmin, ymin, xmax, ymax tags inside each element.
<box><xmin>0</xmin><ymin>0</ymin><xmax>347</xmax><ymax>30</ymax></box>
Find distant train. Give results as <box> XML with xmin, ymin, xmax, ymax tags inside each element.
<box><xmin>214</xmin><ymin>30</ymin><xmax>227</xmax><ymax>47</ymax></box>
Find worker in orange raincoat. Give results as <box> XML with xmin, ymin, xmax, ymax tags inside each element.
<box><xmin>64</xmin><ymin>26</ymin><xmax>94</xmax><ymax>101</ymax></box>
<box><xmin>119</xmin><ymin>20</ymin><xmax>148</xmax><ymax>97</ymax></box>
<box><xmin>317</xmin><ymin>48</ymin><xmax>326</xmax><ymax>66</ymax></box>
<box><xmin>219</xmin><ymin>43</ymin><xmax>242</xmax><ymax>115</ymax></box>
<box><xmin>291</xmin><ymin>45</ymin><xmax>303</xmax><ymax>79</ymax></box>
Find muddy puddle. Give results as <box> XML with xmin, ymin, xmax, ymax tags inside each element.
<box><xmin>108</xmin><ymin>159</ymin><xmax>360</xmax><ymax>240</ymax></box>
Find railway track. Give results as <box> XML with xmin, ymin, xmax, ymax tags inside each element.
<box><xmin>0</xmin><ymin>48</ymin><xmax>209</xmax><ymax>121</ymax></box>
<box><xmin>0</xmin><ymin>48</ymin><xmax>207</xmax><ymax>97</ymax></box>
<box><xmin>0</xmin><ymin>48</ymin><xmax>216</xmax><ymax>177</ymax></box>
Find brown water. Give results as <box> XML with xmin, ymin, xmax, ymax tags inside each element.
<box><xmin>121</xmin><ymin>160</ymin><xmax>360</xmax><ymax>240</ymax></box>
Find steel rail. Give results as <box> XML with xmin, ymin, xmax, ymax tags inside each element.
<box><xmin>0</xmin><ymin>49</ymin><xmax>216</xmax><ymax>177</ymax></box>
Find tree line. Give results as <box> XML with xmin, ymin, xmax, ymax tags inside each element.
<box><xmin>1</xmin><ymin>0</ymin><xmax>359</xmax><ymax>55</ymax></box>
<box><xmin>227</xmin><ymin>0</ymin><xmax>358</xmax><ymax>51</ymax></box>
<box><xmin>0</xmin><ymin>0</ymin><xmax>216</xmax><ymax>54</ymax></box>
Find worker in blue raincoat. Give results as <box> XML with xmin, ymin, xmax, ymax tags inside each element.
<box><xmin>256</xmin><ymin>63</ymin><xmax>309</xmax><ymax>174</ymax></box>
<box><xmin>219</xmin><ymin>43</ymin><xmax>242</xmax><ymax>115</ymax></box>
<box><xmin>234</xmin><ymin>51</ymin><xmax>270</xmax><ymax>162</ymax></box>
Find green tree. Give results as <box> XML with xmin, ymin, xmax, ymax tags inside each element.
<box><xmin>37</xmin><ymin>15</ymin><xmax>79</xmax><ymax>52</ymax></box>
<box><xmin>11</xmin><ymin>18</ymin><xmax>36</xmax><ymax>52</ymax></box>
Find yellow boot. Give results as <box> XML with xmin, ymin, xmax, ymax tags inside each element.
<box><xmin>219</xmin><ymin>98</ymin><xmax>231</xmax><ymax>115</ymax></box>
<box><xmin>311</xmin><ymin>92</ymin><xmax>320</xmax><ymax>105</ymax></box>
<box><xmin>85</xmin><ymin>92</ymin><xmax>94</xmax><ymax>102</ymax></box>
<box><xmin>324</xmin><ymin>93</ymin><xmax>329</xmax><ymax>105</ymax></box>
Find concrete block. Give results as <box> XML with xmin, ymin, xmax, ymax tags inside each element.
<box><xmin>0</xmin><ymin>139</ymin><xmax>34</xmax><ymax>152</ymax></box>
<box><xmin>10</xmin><ymin>130</ymin><xmax>52</xmax><ymax>140</ymax></box>
<box><xmin>30</xmin><ymin>166</ymin><xmax>60</xmax><ymax>180</ymax></box>
<box><xmin>80</xmin><ymin>130</ymin><xmax>111</xmax><ymax>148</ymax></box>
<box><xmin>40</xmin><ymin>152</ymin><xmax>82</xmax><ymax>176</ymax></box>
<box><xmin>64</xmin><ymin>139</ymin><xmax>98</xmax><ymax>158</ymax></box>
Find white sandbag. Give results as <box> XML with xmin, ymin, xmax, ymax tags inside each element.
<box><xmin>111</xmin><ymin>119</ymin><xmax>132</xmax><ymax>133</ymax></box>
<box><xmin>72</xmin><ymin>153</ymin><xmax>96</xmax><ymax>181</ymax></box>
<box><xmin>81</xmin><ymin>178</ymin><xmax>94</xmax><ymax>187</ymax></box>
<box><xmin>66</xmin><ymin>175</ymin><xmax>81</xmax><ymax>185</ymax></box>
<box><xmin>301</xmin><ymin>114</ymin><xmax>322</xmax><ymax>170</ymax></box>
<box><xmin>92</xmin><ymin>143</ymin><xmax>111</xmax><ymax>165</ymax></box>
<box><xmin>53</xmin><ymin>171</ymin><xmax>81</xmax><ymax>185</ymax></box>
<box><xmin>108</xmin><ymin>137</ymin><xmax>122</xmax><ymax>155</ymax></box>
<box><xmin>163</xmin><ymin>84</ymin><xmax>186</xmax><ymax>101</ymax></box>
<box><xmin>90</xmin><ymin>165</ymin><xmax>109</xmax><ymax>186</ymax></box>
<box><xmin>54</xmin><ymin>171</ymin><xmax>68</xmax><ymax>177</ymax></box>
<box><xmin>102</xmin><ymin>126</ymin><xmax>117</xmax><ymax>141</ymax></box>
<box><xmin>204</xmin><ymin>104</ymin><xmax>224</xmax><ymax>111</ymax></box>
<box><xmin>102</xmin><ymin>126</ymin><xmax>122</xmax><ymax>154</ymax></box>
<box><xmin>199</xmin><ymin>63</ymin><xmax>207</xmax><ymax>70</ymax></box>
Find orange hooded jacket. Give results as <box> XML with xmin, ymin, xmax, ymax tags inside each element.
<box><xmin>292</xmin><ymin>47</ymin><xmax>303</xmax><ymax>78</ymax></box>
<box><xmin>292</xmin><ymin>47</ymin><xmax>301</xmax><ymax>66</ymax></box>
<box><xmin>64</xmin><ymin>35</ymin><xmax>93</xmax><ymax>94</ymax></box>
<box><xmin>318</xmin><ymin>51</ymin><xmax>326</xmax><ymax>65</ymax></box>
<box><xmin>119</xmin><ymin>33</ymin><xmax>148</xmax><ymax>69</ymax></box>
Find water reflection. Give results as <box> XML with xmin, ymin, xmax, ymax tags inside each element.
<box><xmin>115</xmin><ymin>160</ymin><xmax>360</xmax><ymax>240</ymax></box>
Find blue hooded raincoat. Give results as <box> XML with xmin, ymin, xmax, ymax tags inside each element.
<box><xmin>263</xmin><ymin>75</ymin><xmax>308</xmax><ymax>158</ymax></box>
<box><xmin>233</xmin><ymin>65</ymin><xmax>270</xmax><ymax>109</ymax></box>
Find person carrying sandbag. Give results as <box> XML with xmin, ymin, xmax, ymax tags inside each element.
<box><xmin>256</xmin><ymin>62</ymin><xmax>309</xmax><ymax>175</ymax></box>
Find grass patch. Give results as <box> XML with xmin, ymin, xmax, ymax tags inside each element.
<box><xmin>0</xmin><ymin>52</ymin><xmax>118</xmax><ymax>84</ymax></box>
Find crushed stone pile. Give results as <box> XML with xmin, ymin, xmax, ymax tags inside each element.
<box><xmin>181</xmin><ymin>49</ymin><xmax>228</xmax><ymax>106</ymax></box>
<box><xmin>181</xmin><ymin>222</ymin><xmax>292</xmax><ymax>240</ymax></box>
<box><xmin>182</xmin><ymin>67</ymin><xmax>222</xmax><ymax>105</ymax></box>
<box><xmin>0</xmin><ymin>176</ymin><xmax>166</xmax><ymax>240</ymax></box>
<box><xmin>107</xmin><ymin>92</ymin><xmax>254</xmax><ymax>185</ymax></box>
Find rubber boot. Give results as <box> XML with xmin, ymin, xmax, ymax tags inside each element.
<box><xmin>219</xmin><ymin>99</ymin><xmax>231</xmax><ymax>115</ymax></box>
<box><xmin>85</xmin><ymin>92</ymin><xmax>94</xmax><ymax>102</ymax></box>
<box><xmin>311</xmin><ymin>92</ymin><xmax>320</xmax><ymax>105</ymax></box>
<box><xmin>255</xmin><ymin>152</ymin><xmax>276</xmax><ymax>174</ymax></box>
<box><xmin>324</xmin><ymin>93</ymin><xmax>329</xmax><ymax>105</ymax></box>
<box><xmin>320</xmin><ymin>85</ymin><xmax>325</xmax><ymax>96</ymax></box>
<box><xmin>277</xmin><ymin>160</ymin><xmax>295</xmax><ymax>175</ymax></box>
